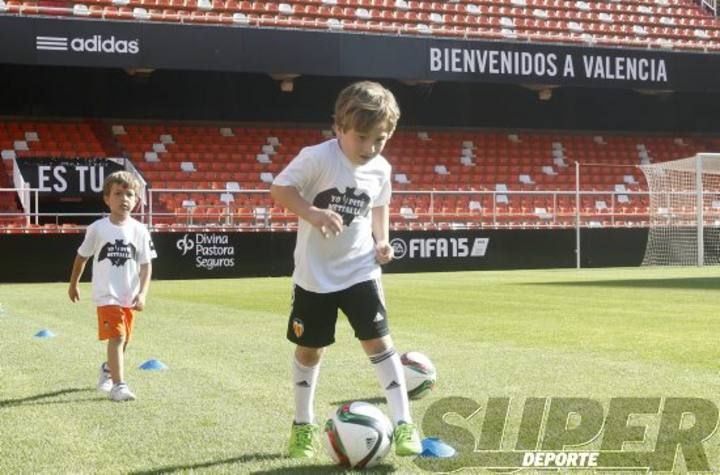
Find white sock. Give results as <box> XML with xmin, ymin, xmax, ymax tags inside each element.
<box><xmin>370</xmin><ymin>348</ymin><xmax>412</xmax><ymax>425</ymax></box>
<box><xmin>293</xmin><ymin>358</ymin><xmax>320</xmax><ymax>424</ymax></box>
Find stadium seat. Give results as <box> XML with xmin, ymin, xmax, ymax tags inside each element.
<box><xmin>0</xmin><ymin>119</ymin><xmax>712</xmax><ymax>231</ymax></box>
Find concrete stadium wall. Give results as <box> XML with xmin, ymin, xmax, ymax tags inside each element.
<box><xmin>0</xmin><ymin>228</ymin><xmax>646</xmax><ymax>283</ymax></box>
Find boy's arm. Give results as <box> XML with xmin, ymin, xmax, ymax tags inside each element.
<box><xmin>372</xmin><ymin>204</ymin><xmax>394</xmax><ymax>265</ymax></box>
<box><xmin>270</xmin><ymin>184</ymin><xmax>343</xmax><ymax>237</ymax></box>
<box><xmin>68</xmin><ymin>254</ymin><xmax>89</xmax><ymax>302</ymax></box>
<box><xmin>132</xmin><ymin>262</ymin><xmax>152</xmax><ymax>311</ymax></box>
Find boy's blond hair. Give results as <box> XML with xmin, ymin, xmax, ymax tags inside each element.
<box><xmin>334</xmin><ymin>81</ymin><xmax>400</xmax><ymax>134</ymax></box>
<box><xmin>103</xmin><ymin>170</ymin><xmax>140</xmax><ymax>196</ymax></box>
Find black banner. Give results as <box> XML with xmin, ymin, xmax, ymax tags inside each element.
<box><xmin>385</xmin><ymin>228</ymin><xmax>646</xmax><ymax>272</ymax></box>
<box><xmin>0</xmin><ymin>228</ymin><xmax>646</xmax><ymax>283</ymax></box>
<box><xmin>157</xmin><ymin>231</ymin><xmax>295</xmax><ymax>279</ymax></box>
<box><xmin>16</xmin><ymin>157</ymin><xmax>125</xmax><ymax>224</ymax></box>
<box><xmin>0</xmin><ymin>16</ymin><xmax>719</xmax><ymax>92</ymax></box>
<box><xmin>17</xmin><ymin>157</ymin><xmax>124</xmax><ymax>197</ymax></box>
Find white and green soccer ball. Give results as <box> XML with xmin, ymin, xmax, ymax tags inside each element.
<box><xmin>321</xmin><ymin>401</ymin><xmax>393</xmax><ymax>469</ymax></box>
<box><xmin>401</xmin><ymin>351</ymin><xmax>437</xmax><ymax>399</ymax></box>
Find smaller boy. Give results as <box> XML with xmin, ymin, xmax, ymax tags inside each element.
<box><xmin>68</xmin><ymin>170</ymin><xmax>156</xmax><ymax>402</ymax></box>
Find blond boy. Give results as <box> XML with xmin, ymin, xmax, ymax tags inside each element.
<box><xmin>271</xmin><ymin>81</ymin><xmax>422</xmax><ymax>458</ymax></box>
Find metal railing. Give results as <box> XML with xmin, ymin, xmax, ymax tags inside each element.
<box><xmin>0</xmin><ymin>186</ymin><xmax>654</xmax><ymax>231</ymax></box>
<box><xmin>701</xmin><ymin>0</ymin><xmax>718</xmax><ymax>15</ymax></box>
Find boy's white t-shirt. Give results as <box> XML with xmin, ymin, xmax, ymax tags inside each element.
<box><xmin>273</xmin><ymin>138</ymin><xmax>391</xmax><ymax>293</ymax></box>
<box><xmin>77</xmin><ymin>217</ymin><xmax>157</xmax><ymax>307</ymax></box>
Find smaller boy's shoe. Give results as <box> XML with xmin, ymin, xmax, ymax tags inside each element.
<box><xmin>109</xmin><ymin>382</ymin><xmax>136</xmax><ymax>402</ymax></box>
<box><xmin>288</xmin><ymin>422</ymin><xmax>319</xmax><ymax>458</ymax></box>
<box><xmin>97</xmin><ymin>362</ymin><xmax>113</xmax><ymax>393</ymax></box>
<box><xmin>393</xmin><ymin>422</ymin><xmax>422</xmax><ymax>456</ymax></box>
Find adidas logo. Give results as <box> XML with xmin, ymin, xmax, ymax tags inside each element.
<box><xmin>35</xmin><ymin>35</ymin><xmax>140</xmax><ymax>54</ymax></box>
<box><xmin>296</xmin><ymin>380</ymin><xmax>310</xmax><ymax>388</ymax></box>
<box><xmin>386</xmin><ymin>380</ymin><xmax>400</xmax><ymax>390</ymax></box>
<box><xmin>373</xmin><ymin>312</ymin><xmax>385</xmax><ymax>322</ymax></box>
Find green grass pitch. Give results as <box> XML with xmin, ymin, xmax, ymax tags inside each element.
<box><xmin>1</xmin><ymin>267</ymin><xmax>718</xmax><ymax>474</ymax></box>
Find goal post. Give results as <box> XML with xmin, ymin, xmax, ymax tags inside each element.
<box><xmin>639</xmin><ymin>153</ymin><xmax>720</xmax><ymax>266</ymax></box>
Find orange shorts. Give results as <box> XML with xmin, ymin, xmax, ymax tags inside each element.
<box><xmin>97</xmin><ymin>306</ymin><xmax>134</xmax><ymax>342</ymax></box>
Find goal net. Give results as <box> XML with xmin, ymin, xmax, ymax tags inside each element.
<box><xmin>640</xmin><ymin>154</ymin><xmax>720</xmax><ymax>266</ymax></box>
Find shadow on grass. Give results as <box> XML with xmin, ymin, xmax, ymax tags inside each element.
<box><xmin>529</xmin><ymin>277</ymin><xmax>720</xmax><ymax>290</ymax></box>
<box><xmin>130</xmin><ymin>454</ymin><xmax>284</xmax><ymax>475</ymax></box>
<box><xmin>0</xmin><ymin>387</ymin><xmax>94</xmax><ymax>408</ymax></box>
<box><xmin>330</xmin><ymin>397</ymin><xmax>386</xmax><ymax>406</ymax></box>
<box><xmin>253</xmin><ymin>463</ymin><xmax>396</xmax><ymax>474</ymax></box>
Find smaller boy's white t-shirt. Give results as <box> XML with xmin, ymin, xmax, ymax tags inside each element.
<box><xmin>77</xmin><ymin>217</ymin><xmax>157</xmax><ymax>307</ymax></box>
<box><xmin>273</xmin><ymin>139</ymin><xmax>391</xmax><ymax>293</ymax></box>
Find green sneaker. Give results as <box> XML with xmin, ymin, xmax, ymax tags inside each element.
<box><xmin>393</xmin><ymin>422</ymin><xmax>422</xmax><ymax>456</ymax></box>
<box><xmin>288</xmin><ymin>422</ymin><xmax>319</xmax><ymax>458</ymax></box>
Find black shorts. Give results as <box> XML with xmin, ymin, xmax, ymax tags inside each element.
<box><xmin>286</xmin><ymin>279</ymin><xmax>390</xmax><ymax>348</ymax></box>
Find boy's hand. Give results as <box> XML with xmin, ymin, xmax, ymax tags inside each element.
<box><xmin>68</xmin><ymin>285</ymin><xmax>80</xmax><ymax>302</ymax></box>
<box><xmin>308</xmin><ymin>207</ymin><xmax>343</xmax><ymax>238</ymax></box>
<box><xmin>375</xmin><ymin>241</ymin><xmax>394</xmax><ymax>265</ymax></box>
<box><xmin>132</xmin><ymin>293</ymin><xmax>147</xmax><ymax>311</ymax></box>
